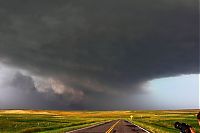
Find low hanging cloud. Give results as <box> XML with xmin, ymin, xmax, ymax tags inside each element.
<box><xmin>0</xmin><ymin>65</ymin><xmax>84</xmax><ymax>109</ymax></box>
<box><xmin>0</xmin><ymin>0</ymin><xmax>198</xmax><ymax>109</ymax></box>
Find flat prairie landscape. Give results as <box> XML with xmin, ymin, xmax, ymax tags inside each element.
<box><xmin>0</xmin><ymin>109</ymin><xmax>199</xmax><ymax>133</ymax></box>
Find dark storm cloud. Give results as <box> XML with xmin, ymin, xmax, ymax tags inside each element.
<box><xmin>0</xmin><ymin>0</ymin><xmax>198</xmax><ymax>109</ymax></box>
<box><xmin>0</xmin><ymin>72</ymin><xmax>84</xmax><ymax>109</ymax></box>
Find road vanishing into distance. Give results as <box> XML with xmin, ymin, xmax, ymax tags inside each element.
<box><xmin>67</xmin><ymin>120</ymin><xmax>149</xmax><ymax>133</ymax></box>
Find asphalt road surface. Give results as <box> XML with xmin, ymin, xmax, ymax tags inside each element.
<box><xmin>67</xmin><ymin>120</ymin><xmax>149</xmax><ymax>133</ymax></box>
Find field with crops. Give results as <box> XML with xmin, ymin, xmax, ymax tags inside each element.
<box><xmin>0</xmin><ymin>109</ymin><xmax>199</xmax><ymax>133</ymax></box>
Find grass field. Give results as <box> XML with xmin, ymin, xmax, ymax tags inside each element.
<box><xmin>0</xmin><ymin>109</ymin><xmax>199</xmax><ymax>133</ymax></box>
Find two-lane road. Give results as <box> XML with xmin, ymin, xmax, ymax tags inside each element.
<box><xmin>67</xmin><ymin>120</ymin><xmax>149</xmax><ymax>133</ymax></box>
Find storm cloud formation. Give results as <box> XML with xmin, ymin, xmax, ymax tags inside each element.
<box><xmin>0</xmin><ymin>0</ymin><xmax>199</xmax><ymax>109</ymax></box>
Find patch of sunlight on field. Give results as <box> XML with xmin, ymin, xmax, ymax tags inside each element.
<box><xmin>0</xmin><ymin>109</ymin><xmax>199</xmax><ymax>133</ymax></box>
<box><xmin>0</xmin><ymin>110</ymin><xmax>53</xmax><ymax>115</ymax></box>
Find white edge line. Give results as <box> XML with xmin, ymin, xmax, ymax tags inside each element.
<box><xmin>127</xmin><ymin>120</ymin><xmax>151</xmax><ymax>133</ymax></box>
<box><xmin>66</xmin><ymin>120</ymin><xmax>112</xmax><ymax>133</ymax></box>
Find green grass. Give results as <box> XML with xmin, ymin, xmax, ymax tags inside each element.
<box><xmin>127</xmin><ymin>110</ymin><xmax>200</xmax><ymax>133</ymax></box>
<box><xmin>0</xmin><ymin>109</ymin><xmax>199</xmax><ymax>133</ymax></box>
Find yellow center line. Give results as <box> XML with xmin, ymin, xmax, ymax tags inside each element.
<box><xmin>105</xmin><ymin>120</ymin><xmax>120</xmax><ymax>133</ymax></box>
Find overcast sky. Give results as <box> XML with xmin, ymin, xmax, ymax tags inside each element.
<box><xmin>0</xmin><ymin>0</ymin><xmax>199</xmax><ymax>110</ymax></box>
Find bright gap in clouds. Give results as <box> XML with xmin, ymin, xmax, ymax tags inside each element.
<box><xmin>147</xmin><ymin>74</ymin><xmax>199</xmax><ymax>109</ymax></box>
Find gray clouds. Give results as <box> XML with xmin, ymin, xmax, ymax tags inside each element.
<box><xmin>0</xmin><ymin>65</ymin><xmax>84</xmax><ymax>109</ymax></box>
<box><xmin>0</xmin><ymin>0</ymin><xmax>199</xmax><ymax>109</ymax></box>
